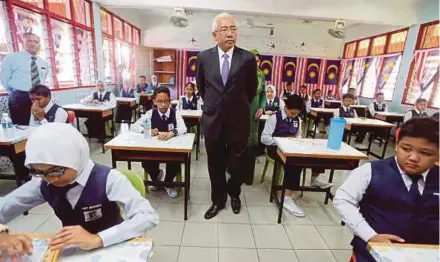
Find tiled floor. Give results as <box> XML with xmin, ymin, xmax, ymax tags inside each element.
<box><xmin>0</xmin><ymin>125</ymin><xmax>396</xmax><ymax>262</ymax></box>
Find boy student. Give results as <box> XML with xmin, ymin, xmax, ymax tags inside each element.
<box><xmin>325</xmin><ymin>89</ymin><xmax>336</xmax><ymax>100</ymax></box>
<box><xmin>281</xmin><ymin>82</ymin><xmax>295</xmax><ymax>100</ymax></box>
<box><xmin>261</xmin><ymin>95</ymin><xmax>332</xmax><ymax>217</ymax></box>
<box><xmin>135</xmin><ymin>75</ymin><xmax>148</xmax><ymax>94</ymax></box>
<box><xmin>403</xmin><ymin>98</ymin><xmax>429</xmax><ymax>122</ymax></box>
<box><xmin>297</xmin><ymin>84</ymin><xmax>309</xmax><ymax>119</ymax></box>
<box><xmin>347</xmin><ymin>88</ymin><xmax>359</xmax><ymax>105</ymax></box>
<box><xmin>334</xmin><ymin>117</ymin><xmax>439</xmax><ymax>262</ymax></box>
<box><xmin>131</xmin><ymin>87</ymin><xmax>187</xmax><ymax>198</ymax></box>
<box><xmin>0</xmin><ymin>123</ymin><xmax>158</xmax><ymax>256</ymax></box>
<box><xmin>29</xmin><ymin>84</ymin><xmax>68</xmax><ymax>126</ymax></box>
<box><xmin>367</xmin><ymin>92</ymin><xmax>387</xmax><ymax>118</ymax></box>
<box><xmin>306</xmin><ymin>89</ymin><xmax>329</xmax><ymax>134</ymax></box>
<box><xmin>120</xmin><ymin>80</ymin><xmax>135</xmax><ymax>98</ymax></box>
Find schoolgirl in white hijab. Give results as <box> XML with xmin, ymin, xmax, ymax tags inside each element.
<box><xmin>264</xmin><ymin>84</ymin><xmax>284</xmax><ymax>115</ymax></box>
<box><xmin>0</xmin><ymin>123</ymin><xmax>158</xmax><ymax>252</ymax></box>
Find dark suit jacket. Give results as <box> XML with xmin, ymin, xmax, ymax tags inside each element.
<box><xmin>196</xmin><ymin>46</ymin><xmax>258</xmax><ymax>140</ymax></box>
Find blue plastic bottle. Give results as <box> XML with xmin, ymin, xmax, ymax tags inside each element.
<box><xmin>327</xmin><ymin>118</ymin><xmax>346</xmax><ymax>150</ymax></box>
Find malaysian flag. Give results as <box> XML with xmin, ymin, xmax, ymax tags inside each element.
<box><xmin>259</xmin><ymin>55</ymin><xmax>273</xmax><ymax>84</ymax></box>
<box><xmin>270</xmin><ymin>55</ymin><xmax>284</xmax><ymax>96</ymax></box>
<box><xmin>322</xmin><ymin>59</ymin><xmax>341</xmax><ymax>96</ymax></box>
<box><xmin>176</xmin><ymin>49</ymin><xmax>186</xmax><ymax>97</ymax></box>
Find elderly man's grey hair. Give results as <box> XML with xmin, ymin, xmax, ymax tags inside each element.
<box><xmin>212</xmin><ymin>12</ymin><xmax>235</xmax><ymax>33</ymax></box>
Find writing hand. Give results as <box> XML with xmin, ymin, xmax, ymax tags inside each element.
<box><xmin>157</xmin><ymin>131</ymin><xmax>174</xmax><ymax>141</ymax></box>
<box><xmin>151</xmin><ymin>128</ymin><xmax>159</xmax><ymax>136</ymax></box>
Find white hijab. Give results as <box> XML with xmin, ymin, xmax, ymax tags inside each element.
<box><xmin>266</xmin><ymin>85</ymin><xmax>277</xmax><ymax>100</ymax></box>
<box><xmin>25</xmin><ymin>123</ymin><xmax>90</xmax><ymax>174</ymax></box>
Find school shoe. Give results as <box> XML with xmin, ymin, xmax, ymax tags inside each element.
<box><xmin>354</xmin><ymin>143</ymin><xmax>368</xmax><ymax>150</ymax></box>
<box><xmin>283</xmin><ymin>197</ymin><xmax>305</xmax><ymax>217</ymax></box>
<box><xmin>166</xmin><ymin>187</ymin><xmax>179</xmax><ymax>198</ymax></box>
<box><xmin>151</xmin><ymin>170</ymin><xmax>164</xmax><ymax>191</ymax></box>
<box><xmin>310</xmin><ymin>175</ymin><xmax>333</xmax><ymax>189</ymax></box>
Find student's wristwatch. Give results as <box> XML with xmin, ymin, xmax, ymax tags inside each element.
<box><xmin>0</xmin><ymin>224</ymin><xmax>9</xmax><ymax>234</ymax></box>
<box><xmin>172</xmin><ymin>129</ymin><xmax>178</xmax><ymax>137</ymax></box>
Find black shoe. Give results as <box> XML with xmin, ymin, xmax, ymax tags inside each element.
<box><xmin>231</xmin><ymin>197</ymin><xmax>241</xmax><ymax>214</ymax></box>
<box><xmin>204</xmin><ymin>205</ymin><xmax>224</xmax><ymax>220</ymax></box>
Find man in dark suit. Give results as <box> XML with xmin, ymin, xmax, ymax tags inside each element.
<box><xmin>196</xmin><ymin>13</ymin><xmax>258</xmax><ymax>219</ymax></box>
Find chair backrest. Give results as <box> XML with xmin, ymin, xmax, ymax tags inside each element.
<box><xmin>67</xmin><ymin>110</ymin><xmax>75</xmax><ymax>124</ymax></box>
<box><xmin>117</xmin><ymin>169</ymin><xmax>146</xmax><ymax>197</ymax></box>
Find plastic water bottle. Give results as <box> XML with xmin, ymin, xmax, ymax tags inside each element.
<box><xmin>327</xmin><ymin>118</ymin><xmax>346</xmax><ymax>150</ymax></box>
<box><xmin>1</xmin><ymin>113</ymin><xmax>15</xmax><ymax>139</ymax></box>
<box><xmin>144</xmin><ymin>119</ymin><xmax>152</xmax><ymax>139</ymax></box>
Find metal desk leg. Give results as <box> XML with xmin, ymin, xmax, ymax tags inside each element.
<box><xmin>366</xmin><ymin>134</ymin><xmax>373</xmax><ymax>156</ymax></box>
<box><xmin>196</xmin><ymin>123</ymin><xmax>201</xmax><ymax>161</ymax></box>
<box><xmin>347</xmin><ymin>131</ymin><xmax>353</xmax><ymax>145</ymax></box>
<box><xmin>128</xmin><ymin>161</ymin><xmax>132</xmax><ymax>170</ymax></box>
<box><xmin>111</xmin><ymin>151</ymin><xmax>117</xmax><ymax>169</ymax></box>
<box><xmin>324</xmin><ymin>169</ymin><xmax>335</xmax><ymax>204</ymax></box>
<box><xmin>270</xmin><ymin>161</ymin><xmax>279</xmax><ymax>203</ymax></box>
<box><xmin>277</xmin><ymin>185</ymin><xmax>285</xmax><ymax>224</ymax></box>
<box><xmin>381</xmin><ymin>128</ymin><xmax>392</xmax><ymax>159</ymax></box>
<box><xmin>76</xmin><ymin>117</ymin><xmax>80</xmax><ymax>132</ymax></box>
<box><xmin>306</xmin><ymin>117</ymin><xmax>311</xmax><ymax>138</ymax></box>
<box><xmin>184</xmin><ymin>155</ymin><xmax>191</xmax><ymax>220</ymax></box>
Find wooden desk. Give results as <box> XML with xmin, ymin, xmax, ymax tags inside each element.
<box><xmin>368</xmin><ymin>242</ymin><xmax>439</xmax><ymax>262</ymax></box>
<box><xmin>324</xmin><ymin>100</ymin><xmax>341</xmax><ymax>109</ymax></box>
<box><xmin>180</xmin><ymin>109</ymin><xmax>202</xmax><ymax>160</ymax></box>
<box><xmin>63</xmin><ymin>103</ymin><xmax>116</xmax><ymax>153</ymax></box>
<box><xmin>272</xmin><ymin>138</ymin><xmax>368</xmax><ymax>223</ymax></box>
<box><xmin>344</xmin><ymin>118</ymin><xmax>395</xmax><ymax>159</ymax></box>
<box><xmin>0</xmin><ymin>127</ymin><xmax>31</xmax><ymax>187</ymax></box>
<box><xmin>116</xmin><ymin>97</ymin><xmax>138</xmax><ymax>124</ymax></box>
<box><xmin>105</xmin><ymin>132</ymin><xmax>195</xmax><ymax>220</ymax></box>
<box><xmin>375</xmin><ymin>112</ymin><xmax>405</xmax><ymax>125</ymax></box>
<box><xmin>171</xmin><ymin>100</ymin><xmax>179</xmax><ymax>109</ymax></box>
<box><xmin>352</xmin><ymin>105</ymin><xmax>368</xmax><ymax>117</ymax></box>
<box><xmin>307</xmin><ymin>108</ymin><xmax>337</xmax><ymax>138</ymax></box>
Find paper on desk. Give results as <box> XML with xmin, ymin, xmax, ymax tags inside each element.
<box><xmin>1</xmin><ymin>238</ymin><xmax>51</xmax><ymax>262</ymax></box>
<box><xmin>59</xmin><ymin>241</ymin><xmax>152</xmax><ymax>262</ymax></box>
<box><xmin>370</xmin><ymin>245</ymin><xmax>440</xmax><ymax>262</ymax></box>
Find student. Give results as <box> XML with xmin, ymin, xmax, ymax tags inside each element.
<box><xmin>347</xmin><ymin>88</ymin><xmax>359</xmax><ymax>105</ymax></box>
<box><xmin>297</xmin><ymin>84</ymin><xmax>309</xmax><ymax>119</ymax></box>
<box><xmin>261</xmin><ymin>95</ymin><xmax>332</xmax><ymax>217</ymax></box>
<box><xmin>281</xmin><ymin>82</ymin><xmax>295</xmax><ymax>100</ymax></box>
<box><xmin>0</xmin><ymin>123</ymin><xmax>158</xmax><ymax>252</ymax></box>
<box><xmin>403</xmin><ymin>98</ymin><xmax>429</xmax><ymax>122</ymax></box>
<box><xmin>367</xmin><ymin>92</ymin><xmax>387</xmax><ymax>118</ymax></box>
<box><xmin>80</xmin><ymin>80</ymin><xmax>116</xmax><ymax>138</ymax></box>
<box><xmin>120</xmin><ymin>80</ymin><xmax>135</xmax><ymax>98</ymax></box>
<box><xmin>325</xmin><ymin>90</ymin><xmax>336</xmax><ymax>100</ymax></box>
<box><xmin>306</xmin><ymin>89</ymin><xmax>329</xmax><ymax>134</ymax></box>
<box><xmin>264</xmin><ymin>85</ymin><xmax>283</xmax><ymax>115</ymax></box>
<box><xmin>131</xmin><ymin>87</ymin><xmax>187</xmax><ymax>198</ymax></box>
<box><xmin>146</xmin><ymin>75</ymin><xmax>159</xmax><ymax>94</ymax></box>
<box><xmin>179</xmin><ymin>82</ymin><xmax>201</xmax><ymax>111</ymax></box>
<box><xmin>135</xmin><ymin>75</ymin><xmax>148</xmax><ymax>94</ymax></box>
<box><xmin>335</xmin><ymin>94</ymin><xmax>367</xmax><ymax>148</ymax></box>
<box><xmin>29</xmin><ymin>84</ymin><xmax>68</xmax><ymax>126</ymax></box>
<box><xmin>334</xmin><ymin>117</ymin><xmax>439</xmax><ymax>262</ymax></box>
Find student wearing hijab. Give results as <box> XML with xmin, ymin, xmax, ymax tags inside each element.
<box><xmin>264</xmin><ymin>85</ymin><xmax>284</xmax><ymax>115</ymax></box>
<box><xmin>0</xmin><ymin>123</ymin><xmax>158</xmax><ymax>251</ymax></box>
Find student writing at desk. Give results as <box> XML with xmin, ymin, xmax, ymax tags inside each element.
<box><xmin>0</xmin><ymin>123</ymin><xmax>158</xmax><ymax>255</ymax></box>
<box><xmin>367</xmin><ymin>92</ymin><xmax>387</xmax><ymax>118</ymax></box>
<box><xmin>334</xmin><ymin>117</ymin><xmax>439</xmax><ymax>262</ymax></box>
<box><xmin>29</xmin><ymin>84</ymin><xmax>68</xmax><ymax>126</ymax></box>
<box><xmin>403</xmin><ymin>98</ymin><xmax>429</xmax><ymax>123</ymax></box>
<box><xmin>263</xmin><ymin>84</ymin><xmax>283</xmax><ymax>115</ymax></box>
<box><xmin>261</xmin><ymin>95</ymin><xmax>332</xmax><ymax>217</ymax></box>
<box><xmin>131</xmin><ymin>87</ymin><xmax>187</xmax><ymax>198</ymax></box>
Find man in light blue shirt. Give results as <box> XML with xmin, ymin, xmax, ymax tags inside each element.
<box><xmin>0</xmin><ymin>33</ymin><xmax>50</xmax><ymax>125</ymax></box>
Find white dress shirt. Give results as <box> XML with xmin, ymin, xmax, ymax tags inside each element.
<box><xmin>265</xmin><ymin>98</ymin><xmax>285</xmax><ymax>112</ymax></box>
<box><xmin>334</xmin><ymin>157</ymin><xmax>429</xmax><ymax>243</ymax></box>
<box><xmin>261</xmin><ymin>109</ymin><xmax>302</xmax><ymax>146</ymax></box>
<box><xmin>80</xmin><ymin>91</ymin><xmax>117</xmax><ymax>108</ymax></box>
<box><xmin>368</xmin><ymin>101</ymin><xmax>387</xmax><ymax>117</ymax></box>
<box><xmin>130</xmin><ymin>108</ymin><xmax>187</xmax><ymax>136</ymax></box>
<box><xmin>334</xmin><ymin>105</ymin><xmax>358</xmax><ymax>118</ymax></box>
<box><xmin>29</xmin><ymin>102</ymin><xmax>68</xmax><ymax>127</ymax></box>
<box><xmin>0</xmin><ymin>160</ymin><xmax>158</xmax><ymax>247</ymax></box>
<box><xmin>306</xmin><ymin>98</ymin><xmax>324</xmax><ymax>113</ymax></box>
<box><xmin>218</xmin><ymin>46</ymin><xmax>234</xmax><ymax>75</ymax></box>
<box><xmin>178</xmin><ymin>96</ymin><xmax>202</xmax><ymax>110</ymax></box>
<box><xmin>403</xmin><ymin>109</ymin><xmax>426</xmax><ymax>123</ymax></box>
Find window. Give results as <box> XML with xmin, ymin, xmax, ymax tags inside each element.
<box><xmin>419</xmin><ymin>23</ymin><xmax>439</xmax><ymax>50</ymax></box>
<box><xmin>115</xmin><ymin>40</ymin><xmax>131</xmax><ymax>80</ymax></box>
<box><xmin>73</xmin><ymin>0</ymin><xmax>91</xmax><ymax>27</ymax></box>
<box><xmin>378</xmin><ymin>55</ymin><xmax>402</xmax><ymax>100</ymax></box>
<box><xmin>0</xmin><ymin>2</ymin><xmax>13</xmax><ymax>91</ymax></box>
<box><xmin>48</xmin><ymin>0</ymin><xmax>71</xmax><ymax>19</ymax></box>
<box><xmin>76</xmin><ymin>28</ymin><xmax>95</xmax><ymax>85</ymax></box>
<box><xmin>51</xmin><ymin>19</ymin><xmax>76</xmax><ymax>87</ymax></box>
<box><xmin>100</xmin><ymin>10</ymin><xmax>112</xmax><ymax>35</ymax></box>
<box><xmin>387</xmin><ymin>31</ymin><xmax>407</xmax><ymax>53</ymax></box>
<box><xmin>103</xmin><ymin>37</ymin><xmax>114</xmax><ymax>83</ymax></box>
<box><xmin>16</xmin><ymin>0</ymin><xmax>43</xmax><ymax>8</ymax></box>
<box><xmin>361</xmin><ymin>57</ymin><xmax>381</xmax><ymax>98</ymax></box>
<box><xmin>356</xmin><ymin>39</ymin><xmax>370</xmax><ymax>57</ymax></box>
<box><xmin>124</xmin><ymin>23</ymin><xmax>132</xmax><ymax>43</ymax></box>
<box><xmin>114</xmin><ymin>18</ymin><xmax>123</xmax><ymax>39</ymax></box>
<box><xmin>371</xmin><ymin>35</ymin><xmax>386</xmax><ymax>55</ymax></box>
<box><xmin>344</xmin><ymin>42</ymin><xmax>356</xmax><ymax>59</ymax></box>
<box><xmin>133</xmin><ymin>28</ymin><xmax>140</xmax><ymax>45</ymax></box>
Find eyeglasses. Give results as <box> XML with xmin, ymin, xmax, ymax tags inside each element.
<box><xmin>156</xmin><ymin>100</ymin><xmax>170</xmax><ymax>105</ymax></box>
<box><xmin>29</xmin><ymin>168</ymin><xmax>66</xmax><ymax>178</ymax></box>
<box><xmin>217</xmin><ymin>27</ymin><xmax>238</xmax><ymax>34</ymax></box>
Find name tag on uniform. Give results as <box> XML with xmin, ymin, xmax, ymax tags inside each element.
<box><xmin>82</xmin><ymin>205</ymin><xmax>103</xmax><ymax>222</ymax></box>
<box><xmin>293</xmin><ymin>122</ymin><xmax>299</xmax><ymax>128</ymax></box>
<box><xmin>168</xmin><ymin>123</ymin><xmax>175</xmax><ymax>131</ymax></box>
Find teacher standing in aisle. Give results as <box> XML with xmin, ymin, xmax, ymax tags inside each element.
<box><xmin>196</xmin><ymin>13</ymin><xmax>258</xmax><ymax>220</ymax></box>
<box><xmin>0</xmin><ymin>33</ymin><xmax>50</xmax><ymax>125</ymax></box>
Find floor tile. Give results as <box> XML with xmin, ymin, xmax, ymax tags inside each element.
<box><xmin>6</xmin><ymin>214</ymin><xmax>51</xmax><ymax>233</ymax></box>
<box><xmin>187</xmin><ymin>204</ymin><xmax>217</xmax><ymax>223</ymax></box>
<box><xmin>297</xmin><ymin>192</ymin><xmax>328</xmax><ymax>207</ymax></box>
<box><xmin>257</xmin><ymin>249</ymin><xmax>298</xmax><ymax>262</ymax></box>
<box><xmin>285</xmin><ymin>225</ymin><xmax>328</xmax><ymax>249</ymax></box>
<box><xmin>218</xmin><ymin>224</ymin><xmax>255</xmax><ymax>248</ymax></box>
<box><xmin>281</xmin><ymin>208</ymin><xmax>314</xmax><ymax>225</ymax></box>
<box><xmin>332</xmin><ymin>250</ymin><xmax>353</xmax><ymax>262</ymax></box>
<box><xmin>147</xmin><ymin>221</ymin><xmax>184</xmax><ymax>246</ymax></box>
<box><xmin>178</xmin><ymin>247</ymin><xmax>218</xmax><ymax>262</ymax></box>
<box><xmin>217</xmin><ymin>206</ymin><xmax>250</xmax><ymax>224</ymax></box>
<box><xmin>252</xmin><ymin>225</ymin><xmax>292</xmax><ymax>249</ymax></box>
<box><xmin>190</xmin><ymin>190</ymin><xmax>212</xmax><ymax>204</ymax></box>
<box><xmin>304</xmin><ymin>206</ymin><xmax>341</xmax><ymax>226</ymax></box>
<box><xmin>30</xmin><ymin>203</ymin><xmax>54</xmax><ymax>215</ymax></box>
<box><xmin>192</xmin><ymin>178</ymin><xmax>211</xmax><ymax>190</ymax></box>
<box><xmin>247</xmin><ymin>206</ymin><xmax>278</xmax><ymax>224</ymax></box>
<box><xmin>181</xmin><ymin>222</ymin><xmax>218</xmax><ymax>247</ymax></box>
<box><xmin>317</xmin><ymin>226</ymin><xmax>353</xmax><ymax>249</ymax></box>
<box><xmin>149</xmin><ymin>246</ymin><xmax>179</xmax><ymax>262</ymax></box>
<box><xmin>157</xmin><ymin>203</ymin><xmax>185</xmax><ymax>221</ymax></box>
<box><xmin>218</xmin><ymin>248</ymin><xmax>258</xmax><ymax>262</ymax></box>
<box><xmin>34</xmin><ymin>215</ymin><xmax>62</xmax><ymax>234</ymax></box>
<box><xmin>243</xmin><ymin>191</ymin><xmax>272</xmax><ymax>206</ymax></box>
<box><xmin>296</xmin><ymin>250</ymin><xmax>337</xmax><ymax>262</ymax></box>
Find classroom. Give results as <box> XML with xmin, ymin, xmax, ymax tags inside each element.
<box><xmin>0</xmin><ymin>0</ymin><xmax>438</xmax><ymax>261</ymax></box>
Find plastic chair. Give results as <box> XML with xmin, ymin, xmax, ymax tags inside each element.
<box><xmin>144</xmin><ymin>170</ymin><xmax>183</xmax><ymax>195</ymax></box>
<box><xmin>67</xmin><ymin>111</ymin><xmax>75</xmax><ymax>124</ymax></box>
<box><xmin>118</xmin><ymin>169</ymin><xmax>146</xmax><ymax>197</ymax></box>
<box><xmin>260</xmin><ymin>153</ymin><xmax>284</xmax><ymax>185</ymax></box>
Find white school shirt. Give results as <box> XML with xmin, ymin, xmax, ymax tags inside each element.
<box><xmin>261</xmin><ymin>109</ymin><xmax>302</xmax><ymax>146</ymax></box>
<box><xmin>403</xmin><ymin>109</ymin><xmax>425</xmax><ymax>123</ymax></box>
<box><xmin>29</xmin><ymin>102</ymin><xmax>68</xmax><ymax>127</ymax></box>
<box><xmin>218</xmin><ymin>46</ymin><xmax>234</xmax><ymax>75</ymax></box>
<box><xmin>334</xmin><ymin>106</ymin><xmax>358</xmax><ymax>118</ymax></box>
<box><xmin>367</xmin><ymin>101</ymin><xmax>387</xmax><ymax>117</ymax></box>
<box><xmin>306</xmin><ymin>98</ymin><xmax>324</xmax><ymax>113</ymax></box>
<box><xmin>333</xmin><ymin>157</ymin><xmax>429</xmax><ymax>243</ymax></box>
<box><xmin>0</xmin><ymin>160</ymin><xmax>158</xmax><ymax>247</ymax></box>
<box><xmin>178</xmin><ymin>96</ymin><xmax>202</xmax><ymax>110</ymax></box>
<box><xmin>80</xmin><ymin>91</ymin><xmax>117</xmax><ymax>108</ymax></box>
<box><xmin>130</xmin><ymin>108</ymin><xmax>187</xmax><ymax>136</ymax></box>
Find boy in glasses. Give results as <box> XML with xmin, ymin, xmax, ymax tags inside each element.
<box><xmin>261</xmin><ymin>95</ymin><xmax>331</xmax><ymax>217</ymax></box>
<box><xmin>131</xmin><ymin>87</ymin><xmax>187</xmax><ymax>198</ymax></box>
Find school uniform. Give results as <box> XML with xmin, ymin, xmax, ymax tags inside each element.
<box><xmin>135</xmin><ymin>84</ymin><xmax>148</xmax><ymax>94</ymax></box>
<box><xmin>297</xmin><ymin>93</ymin><xmax>309</xmax><ymax>119</ymax></box>
<box><xmin>264</xmin><ymin>97</ymin><xmax>281</xmax><ymax>112</ymax></box>
<box><xmin>367</xmin><ymin>101</ymin><xmax>386</xmax><ymax>118</ymax></box>
<box><xmin>80</xmin><ymin>91</ymin><xmax>116</xmax><ymax>138</ymax></box>
<box><xmin>120</xmin><ymin>88</ymin><xmax>135</xmax><ymax>98</ymax></box>
<box><xmin>179</xmin><ymin>95</ymin><xmax>200</xmax><ymax>129</ymax></box>
<box><xmin>306</xmin><ymin>98</ymin><xmax>330</xmax><ymax>127</ymax></box>
<box><xmin>325</xmin><ymin>96</ymin><xmax>335</xmax><ymax>100</ymax></box>
<box><xmin>334</xmin><ymin>157</ymin><xmax>439</xmax><ymax>262</ymax></box>
<box><xmin>336</xmin><ymin>106</ymin><xmax>368</xmax><ymax>143</ymax></box>
<box><xmin>130</xmin><ymin>108</ymin><xmax>187</xmax><ymax>184</ymax></box>
<box><xmin>281</xmin><ymin>89</ymin><xmax>294</xmax><ymax>100</ymax></box>
<box><xmin>116</xmin><ymin>89</ymin><xmax>136</xmax><ymax>123</ymax></box>
<box><xmin>403</xmin><ymin>109</ymin><xmax>429</xmax><ymax>123</ymax></box>
<box><xmin>29</xmin><ymin>102</ymin><xmax>69</xmax><ymax>127</ymax></box>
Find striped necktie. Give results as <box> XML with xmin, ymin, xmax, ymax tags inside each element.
<box><xmin>221</xmin><ymin>53</ymin><xmax>230</xmax><ymax>86</ymax></box>
<box><xmin>31</xmin><ymin>56</ymin><xmax>41</xmax><ymax>87</ymax></box>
